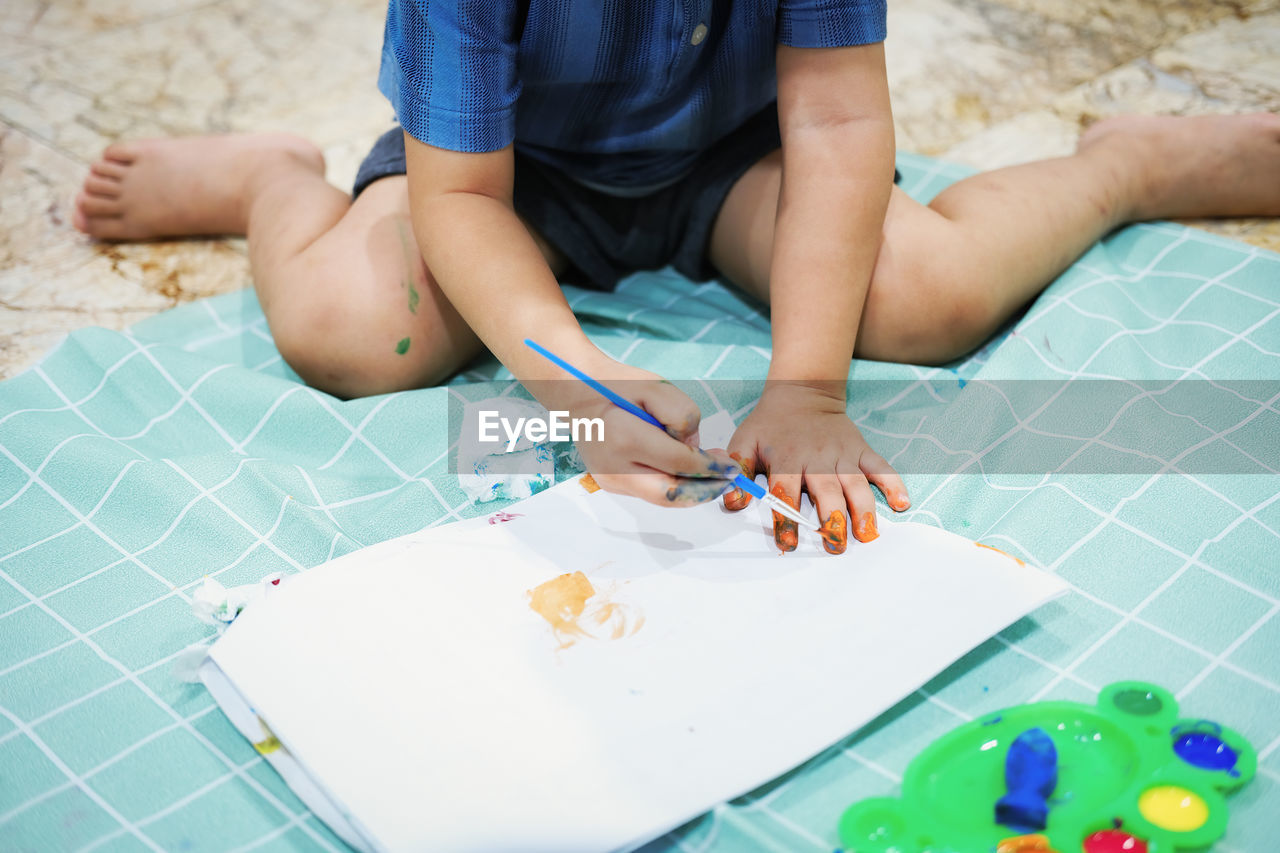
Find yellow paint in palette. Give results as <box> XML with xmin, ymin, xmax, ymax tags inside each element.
<box><xmin>1138</xmin><ymin>784</ymin><xmax>1209</xmax><ymax>832</ymax></box>
<box><xmin>527</xmin><ymin>571</ymin><xmax>643</xmax><ymax>649</ymax></box>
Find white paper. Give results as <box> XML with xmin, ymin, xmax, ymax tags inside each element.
<box><xmin>204</xmin><ymin>414</ymin><xmax>1066</xmax><ymax>852</ymax></box>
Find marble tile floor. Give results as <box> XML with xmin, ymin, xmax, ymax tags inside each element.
<box><xmin>2</xmin><ymin>0</ymin><xmax>1278</xmax><ymax>379</ymax></box>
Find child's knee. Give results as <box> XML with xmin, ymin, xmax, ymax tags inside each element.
<box><xmin>866</xmin><ymin>264</ymin><xmax>1002</xmax><ymax>365</ymax></box>
<box><xmin>930</xmin><ymin>277</ymin><xmax>1004</xmax><ymax>361</ymax></box>
<box><xmin>268</xmin><ymin>279</ymin><xmax>413</xmax><ymax>397</ymax></box>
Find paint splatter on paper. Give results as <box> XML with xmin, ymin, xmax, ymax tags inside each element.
<box><xmin>487</xmin><ymin>511</ymin><xmax>523</xmax><ymax>525</ymax></box>
<box><xmin>976</xmin><ymin>542</ymin><xmax>1026</xmax><ymax>566</ymax></box>
<box><xmin>253</xmin><ymin>718</ymin><xmax>283</xmax><ymax>755</ymax></box>
<box><xmin>527</xmin><ymin>571</ymin><xmax>643</xmax><ymax>649</ymax></box>
<box><xmin>578</xmin><ymin>473</ymin><xmax>601</xmax><ymax>493</ymax></box>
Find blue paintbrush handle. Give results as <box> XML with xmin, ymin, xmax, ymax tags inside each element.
<box><xmin>733</xmin><ymin>473</ymin><xmax>766</xmax><ymax>499</ymax></box>
<box><xmin>523</xmin><ymin>339</ymin><xmax>819</xmax><ymax>531</ymax></box>
<box><xmin>523</xmin><ymin>339</ymin><xmax>666</xmax><ymax>429</ymax></box>
<box><xmin>742</xmin><ymin>477</ymin><xmax>820</xmax><ymax>530</ymax></box>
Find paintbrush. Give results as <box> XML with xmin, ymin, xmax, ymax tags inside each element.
<box><xmin>524</xmin><ymin>338</ymin><xmax>819</xmax><ymax>530</ymax></box>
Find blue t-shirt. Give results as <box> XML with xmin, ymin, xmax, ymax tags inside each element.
<box><xmin>379</xmin><ymin>0</ymin><xmax>887</xmax><ymax>192</ymax></box>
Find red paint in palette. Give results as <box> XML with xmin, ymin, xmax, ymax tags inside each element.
<box><xmin>1083</xmin><ymin>829</ymin><xmax>1148</xmax><ymax>853</ymax></box>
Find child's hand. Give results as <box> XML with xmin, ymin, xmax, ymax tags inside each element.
<box><xmin>563</xmin><ymin>373</ymin><xmax>740</xmax><ymax>508</ymax></box>
<box><xmin>722</xmin><ymin>382</ymin><xmax>910</xmax><ymax>553</ymax></box>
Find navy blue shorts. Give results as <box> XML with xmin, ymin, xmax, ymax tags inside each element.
<box><xmin>354</xmin><ymin>104</ymin><xmax>897</xmax><ymax>292</ymax></box>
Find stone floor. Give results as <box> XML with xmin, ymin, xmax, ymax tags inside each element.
<box><xmin>2</xmin><ymin>0</ymin><xmax>1278</xmax><ymax>380</ymax></box>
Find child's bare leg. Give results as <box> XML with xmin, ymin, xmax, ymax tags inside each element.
<box><xmin>711</xmin><ymin>113</ymin><xmax>1280</xmax><ymax>365</ymax></box>
<box><xmin>75</xmin><ymin>135</ymin><xmax>560</xmax><ymax>396</ymax></box>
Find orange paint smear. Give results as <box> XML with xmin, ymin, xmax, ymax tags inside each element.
<box><xmin>527</xmin><ymin>571</ymin><xmax>644</xmax><ymax>649</ymax></box>
<box><xmin>975</xmin><ymin>542</ymin><xmax>1026</xmax><ymax>566</ymax></box>
<box><xmin>770</xmin><ymin>484</ymin><xmax>799</xmax><ymax>552</ymax></box>
<box><xmin>996</xmin><ymin>835</ymin><xmax>1058</xmax><ymax>853</ymax></box>
<box><xmin>578</xmin><ymin>473</ymin><xmax>601</xmax><ymax>493</ymax></box>
<box><xmin>818</xmin><ymin>510</ymin><xmax>847</xmax><ymax>554</ymax></box>
<box><xmin>853</xmin><ymin>511</ymin><xmax>879</xmax><ymax>543</ymax></box>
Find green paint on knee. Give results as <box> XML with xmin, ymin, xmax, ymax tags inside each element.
<box><xmin>395</xmin><ymin>337</ymin><xmax>411</xmax><ymax>355</ymax></box>
<box><xmin>396</xmin><ymin>220</ymin><xmax>421</xmax><ymax>315</ymax></box>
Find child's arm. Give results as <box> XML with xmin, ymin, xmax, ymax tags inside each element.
<box><xmin>726</xmin><ymin>42</ymin><xmax>910</xmax><ymax>552</ymax></box>
<box><xmin>403</xmin><ymin>137</ymin><xmax>736</xmax><ymax>506</ymax></box>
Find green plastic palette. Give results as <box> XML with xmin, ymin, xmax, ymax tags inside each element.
<box><xmin>838</xmin><ymin>681</ymin><xmax>1256</xmax><ymax>853</ymax></box>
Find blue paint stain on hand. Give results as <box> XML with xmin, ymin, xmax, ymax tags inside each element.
<box><xmin>995</xmin><ymin>726</ymin><xmax>1058</xmax><ymax>831</ymax></box>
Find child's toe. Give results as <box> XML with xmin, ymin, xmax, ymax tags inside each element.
<box><xmin>90</xmin><ymin>159</ymin><xmax>128</xmax><ymax>179</ymax></box>
<box><xmin>84</xmin><ymin>174</ymin><xmax>121</xmax><ymax>198</ymax></box>
<box><xmin>76</xmin><ymin>191</ymin><xmax>121</xmax><ymax>217</ymax></box>
<box><xmin>103</xmin><ymin>142</ymin><xmax>138</xmax><ymax>163</ymax></box>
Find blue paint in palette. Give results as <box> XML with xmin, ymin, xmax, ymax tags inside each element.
<box><xmin>1173</xmin><ymin>726</ymin><xmax>1241</xmax><ymax>777</ymax></box>
<box><xmin>995</xmin><ymin>726</ymin><xmax>1058</xmax><ymax>831</ymax></box>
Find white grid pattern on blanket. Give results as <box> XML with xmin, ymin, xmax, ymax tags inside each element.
<box><xmin>0</xmin><ymin>153</ymin><xmax>1277</xmax><ymax>852</ymax></box>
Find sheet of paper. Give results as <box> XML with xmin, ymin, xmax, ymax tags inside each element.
<box><xmin>205</xmin><ymin>416</ymin><xmax>1066</xmax><ymax>852</ymax></box>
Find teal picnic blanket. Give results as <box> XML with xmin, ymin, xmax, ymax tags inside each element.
<box><xmin>1</xmin><ymin>153</ymin><xmax>1277</xmax><ymax>851</ymax></box>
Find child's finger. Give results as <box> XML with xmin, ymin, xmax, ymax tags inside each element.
<box><xmin>632</xmin><ymin>381</ymin><xmax>702</xmax><ymax>446</ymax></box>
<box><xmin>766</xmin><ymin>471</ymin><xmax>803</xmax><ymax>553</ymax></box>
<box><xmin>595</xmin><ymin>470</ymin><xmax>736</xmax><ymax>508</ymax></box>
<box><xmin>644</xmin><ymin>439</ymin><xmax>738</xmax><ymax>483</ymax></box>
<box><xmin>860</xmin><ymin>448</ymin><xmax>910</xmax><ymax>511</ymax></box>
<box><xmin>805</xmin><ymin>472</ymin><xmax>848</xmax><ymax>555</ymax></box>
<box><xmin>838</xmin><ymin>467</ymin><xmax>879</xmax><ymax>543</ymax></box>
<box><xmin>599</xmin><ymin>411</ymin><xmax>729</xmax><ymax>481</ymax></box>
<box><xmin>722</xmin><ymin>449</ymin><xmax>757</xmax><ymax>512</ymax></box>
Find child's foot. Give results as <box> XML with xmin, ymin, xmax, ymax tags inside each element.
<box><xmin>1077</xmin><ymin>112</ymin><xmax>1280</xmax><ymax>222</ymax></box>
<box><xmin>73</xmin><ymin>133</ymin><xmax>325</xmax><ymax>240</ymax></box>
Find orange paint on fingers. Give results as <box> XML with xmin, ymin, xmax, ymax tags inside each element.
<box><xmin>723</xmin><ymin>452</ymin><xmax>754</xmax><ymax>511</ymax></box>
<box><xmin>818</xmin><ymin>510</ymin><xmax>847</xmax><ymax>555</ymax></box>
<box><xmin>853</xmin><ymin>511</ymin><xmax>879</xmax><ymax>543</ymax></box>
<box><xmin>770</xmin><ymin>484</ymin><xmax>799</xmax><ymax>552</ymax></box>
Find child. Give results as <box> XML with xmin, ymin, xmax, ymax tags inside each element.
<box><xmin>72</xmin><ymin>0</ymin><xmax>1280</xmax><ymax>555</ymax></box>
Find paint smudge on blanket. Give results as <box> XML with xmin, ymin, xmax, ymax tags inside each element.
<box><xmin>527</xmin><ymin>571</ymin><xmax>644</xmax><ymax>649</ymax></box>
